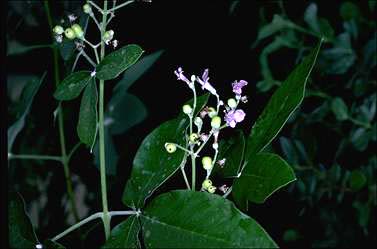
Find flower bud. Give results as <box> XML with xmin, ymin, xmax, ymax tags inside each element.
<box><xmin>53</xmin><ymin>25</ymin><xmax>64</xmax><ymax>35</ymax></box>
<box><xmin>202</xmin><ymin>179</ymin><xmax>212</xmax><ymax>190</ymax></box>
<box><xmin>212</xmin><ymin>143</ymin><xmax>218</xmax><ymax>150</ymax></box>
<box><xmin>194</xmin><ymin>117</ymin><xmax>203</xmax><ymax>126</ymax></box>
<box><xmin>71</xmin><ymin>24</ymin><xmax>84</xmax><ymax>39</ymax></box>
<box><xmin>64</xmin><ymin>28</ymin><xmax>76</xmax><ymax>40</ymax></box>
<box><xmin>182</xmin><ymin>104</ymin><xmax>192</xmax><ymax>115</ymax></box>
<box><xmin>83</xmin><ymin>4</ymin><xmax>92</xmax><ymax>14</ymax></box>
<box><xmin>207</xmin><ymin>185</ymin><xmax>216</xmax><ymax>194</ymax></box>
<box><xmin>164</xmin><ymin>143</ymin><xmax>177</xmax><ymax>153</ymax></box>
<box><xmin>207</xmin><ymin>107</ymin><xmax>217</xmax><ymax>118</ymax></box>
<box><xmin>189</xmin><ymin>133</ymin><xmax>199</xmax><ymax>143</ymax></box>
<box><xmin>202</xmin><ymin>156</ymin><xmax>213</xmax><ymax>170</ymax></box>
<box><xmin>227</xmin><ymin>98</ymin><xmax>237</xmax><ymax>109</ymax></box>
<box><xmin>211</xmin><ymin>116</ymin><xmax>221</xmax><ymax>129</ymax></box>
<box><xmin>103</xmin><ymin>30</ymin><xmax>114</xmax><ymax>42</ymax></box>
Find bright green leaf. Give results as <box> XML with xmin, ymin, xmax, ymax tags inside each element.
<box><xmin>331</xmin><ymin>97</ymin><xmax>348</xmax><ymax>120</ymax></box>
<box><xmin>53</xmin><ymin>71</ymin><xmax>92</xmax><ymax>101</ymax></box>
<box><xmin>8</xmin><ymin>73</ymin><xmax>46</xmax><ymax>153</ymax></box>
<box><xmin>9</xmin><ymin>192</ymin><xmax>39</xmax><ymax>248</ymax></box>
<box><xmin>141</xmin><ymin>190</ymin><xmax>277</xmax><ymax>248</ymax></box>
<box><xmin>233</xmin><ymin>153</ymin><xmax>296</xmax><ymax>209</ymax></box>
<box><xmin>122</xmin><ymin>118</ymin><xmax>187</xmax><ymax>208</ymax></box>
<box><xmin>96</xmin><ymin>44</ymin><xmax>144</xmax><ymax>80</ymax></box>
<box><xmin>245</xmin><ymin>40</ymin><xmax>322</xmax><ymax>161</ymax></box>
<box><xmin>214</xmin><ymin>130</ymin><xmax>245</xmax><ymax>178</ymax></box>
<box><xmin>103</xmin><ymin>216</ymin><xmax>140</xmax><ymax>248</ymax></box>
<box><xmin>77</xmin><ymin>79</ymin><xmax>98</xmax><ymax>147</ymax></box>
<box><xmin>349</xmin><ymin>170</ymin><xmax>367</xmax><ymax>191</ymax></box>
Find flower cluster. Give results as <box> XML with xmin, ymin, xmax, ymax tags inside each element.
<box><xmin>166</xmin><ymin>66</ymin><xmax>249</xmax><ymax>194</ymax></box>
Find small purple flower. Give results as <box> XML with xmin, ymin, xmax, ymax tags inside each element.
<box><xmin>232</xmin><ymin>80</ymin><xmax>248</xmax><ymax>96</ymax></box>
<box><xmin>196</xmin><ymin>69</ymin><xmax>217</xmax><ymax>95</ymax></box>
<box><xmin>224</xmin><ymin>109</ymin><xmax>245</xmax><ymax>128</ymax></box>
<box><xmin>174</xmin><ymin>67</ymin><xmax>190</xmax><ymax>85</ymax></box>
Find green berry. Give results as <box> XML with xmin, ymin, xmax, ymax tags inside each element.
<box><xmin>202</xmin><ymin>156</ymin><xmax>213</xmax><ymax>170</ymax></box>
<box><xmin>53</xmin><ymin>25</ymin><xmax>64</xmax><ymax>35</ymax></box>
<box><xmin>189</xmin><ymin>133</ymin><xmax>199</xmax><ymax>143</ymax></box>
<box><xmin>211</xmin><ymin>116</ymin><xmax>221</xmax><ymax>129</ymax></box>
<box><xmin>207</xmin><ymin>107</ymin><xmax>217</xmax><ymax>118</ymax></box>
<box><xmin>64</xmin><ymin>28</ymin><xmax>76</xmax><ymax>40</ymax></box>
<box><xmin>207</xmin><ymin>186</ymin><xmax>216</xmax><ymax>194</ymax></box>
<box><xmin>202</xmin><ymin>179</ymin><xmax>212</xmax><ymax>190</ymax></box>
<box><xmin>227</xmin><ymin>98</ymin><xmax>237</xmax><ymax>108</ymax></box>
<box><xmin>83</xmin><ymin>4</ymin><xmax>92</xmax><ymax>14</ymax></box>
<box><xmin>165</xmin><ymin>143</ymin><xmax>177</xmax><ymax>153</ymax></box>
<box><xmin>71</xmin><ymin>24</ymin><xmax>84</xmax><ymax>39</ymax></box>
<box><xmin>182</xmin><ymin>104</ymin><xmax>193</xmax><ymax>115</ymax></box>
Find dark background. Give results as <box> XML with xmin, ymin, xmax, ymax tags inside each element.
<box><xmin>7</xmin><ymin>1</ymin><xmax>376</xmax><ymax>248</ymax></box>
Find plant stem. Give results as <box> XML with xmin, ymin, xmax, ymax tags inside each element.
<box><xmin>99</xmin><ymin>0</ymin><xmax>111</xmax><ymax>240</ymax></box>
<box><xmin>44</xmin><ymin>0</ymin><xmax>80</xmax><ymax>224</ymax></box>
<box><xmin>106</xmin><ymin>0</ymin><xmax>134</xmax><ymax>13</ymax></box>
<box><xmin>8</xmin><ymin>153</ymin><xmax>62</xmax><ymax>162</ymax></box>
<box><xmin>190</xmin><ymin>84</ymin><xmax>197</xmax><ymax>191</ymax></box>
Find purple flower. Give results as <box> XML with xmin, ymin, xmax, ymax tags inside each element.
<box><xmin>232</xmin><ymin>80</ymin><xmax>248</xmax><ymax>96</ymax></box>
<box><xmin>196</xmin><ymin>69</ymin><xmax>217</xmax><ymax>95</ymax></box>
<box><xmin>174</xmin><ymin>67</ymin><xmax>190</xmax><ymax>85</ymax></box>
<box><xmin>224</xmin><ymin>109</ymin><xmax>245</xmax><ymax>128</ymax></box>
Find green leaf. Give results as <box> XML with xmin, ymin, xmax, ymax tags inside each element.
<box><xmin>141</xmin><ymin>190</ymin><xmax>277</xmax><ymax>248</ymax></box>
<box><xmin>245</xmin><ymin>40</ymin><xmax>322</xmax><ymax>160</ymax></box>
<box><xmin>351</xmin><ymin>127</ymin><xmax>371</xmax><ymax>151</ymax></box>
<box><xmin>96</xmin><ymin>44</ymin><xmax>144</xmax><ymax>80</ymax></box>
<box><xmin>214</xmin><ymin>130</ymin><xmax>245</xmax><ymax>178</ymax></box>
<box><xmin>8</xmin><ymin>73</ymin><xmax>46</xmax><ymax>153</ymax></box>
<box><xmin>233</xmin><ymin>153</ymin><xmax>296</xmax><ymax>209</ymax></box>
<box><xmin>279</xmin><ymin>136</ymin><xmax>298</xmax><ymax>165</ymax></box>
<box><xmin>53</xmin><ymin>71</ymin><xmax>92</xmax><ymax>101</ymax></box>
<box><xmin>331</xmin><ymin>97</ymin><xmax>348</xmax><ymax>121</ymax></box>
<box><xmin>43</xmin><ymin>239</ymin><xmax>66</xmax><ymax>249</ymax></box>
<box><xmin>304</xmin><ymin>3</ymin><xmax>320</xmax><ymax>33</ymax></box>
<box><xmin>255</xmin><ymin>15</ymin><xmax>294</xmax><ymax>44</ymax></box>
<box><xmin>178</xmin><ymin>93</ymin><xmax>210</xmax><ymax>121</ymax></box>
<box><xmin>340</xmin><ymin>1</ymin><xmax>360</xmax><ymax>21</ymax></box>
<box><xmin>9</xmin><ymin>192</ymin><xmax>39</xmax><ymax>248</ymax></box>
<box><xmin>77</xmin><ymin>79</ymin><xmax>98</xmax><ymax>147</ymax></box>
<box><xmin>107</xmin><ymin>93</ymin><xmax>147</xmax><ymax>135</ymax></box>
<box><xmin>122</xmin><ymin>118</ymin><xmax>187</xmax><ymax>208</ymax></box>
<box><xmin>349</xmin><ymin>170</ymin><xmax>367</xmax><ymax>191</ymax></box>
<box><xmin>103</xmin><ymin>216</ymin><xmax>140</xmax><ymax>248</ymax></box>
<box><xmin>93</xmin><ymin>126</ymin><xmax>118</xmax><ymax>175</ymax></box>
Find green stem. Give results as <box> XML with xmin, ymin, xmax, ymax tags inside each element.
<box><xmin>8</xmin><ymin>153</ymin><xmax>62</xmax><ymax>162</ymax></box>
<box><xmin>190</xmin><ymin>84</ymin><xmax>197</xmax><ymax>191</ymax></box>
<box><xmin>44</xmin><ymin>0</ymin><xmax>80</xmax><ymax>224</ymax></box>
<box><xmin>106</xmin><ymin>0</ymin><xmax>134</xmax><ymax>13</ymax></box>
<box><xmin>99</xmin><ymin>1</ymin><xmax>111</xmax><ymax>240</ymax></box>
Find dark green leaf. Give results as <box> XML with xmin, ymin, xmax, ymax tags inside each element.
<box><xmin>178</xmin><ymin>93</ymin><xmax>211</xmax><ymax>120</ymax></box>
<box><xmin>53</xmin><ymin>71</ymin><xmax>92</xmax><ymax>101</ymax></box>
<box><xmin>214</xmin><ymin>130</ymin><xmax>245</xmax><ymax>177</ymax></box>
<box><xmin>283</xmin><ymin>229</ymin><xmax>299</xmax><ymax>242</ymax></box>
<box><xmin>107</xmin><ymin>93</ymin><xmax>147</xmax><ymax>135</ymax></box>
<box><xmin>7</xmin><ymin>41</ymin><xmax>52</xmax><ymax>56</ymax></box>
<box><xmin>233</xmin><ymin>153</ymin><xmax>296</xmax><ymax>209</ymax></box>
<box><xmin>96</xmin><ymin>44</ymin><xmax>144</xmax><ymax>80</ymax></box>
<box><xmin>351</xmin><ymin>127</ymin><xmax>371</xmax><ymax>151</ymax></box>
<box><xmin>9</xmin><ymin>192</ymin><xmax>39</xmax><ymax>248</ymax></box>
<box><xmin>58</xmin><ymin>39</ymin><xmax>76</xmax><ymax>61</ymax></box>
<box><xmin>349</xmin><ymin>170</ymin><xmax>367</xmax><ymax>191</ymax></box>
<box><xmin>8</xmin><ymin>73</ymin><xmax>46</xmax><ymax>153</ymax></box>
<box><xmin>103</xmin><ymin>216</ymin><xmax>140</xmax><ymax>248</ymax></box>
<box><xmin>93</xmin><ymin>126</ymin><xmax>118</xmax><ymax>175</ymax></box>
<box><xmin>122</xmin><ymin>118</ymin><xmax>187</xmax><ymax>208</ymax></box>
<box><xmin>77</xmin><ymin>79</ymin><xmax>98</xmax><ymax>146</ymax></box>
<box><xmin>340</xmin><ymin>2</ymin><xmax>360</xmax><ymax>21</ymax></box>
<box><xmin>279</xmin><ymin>137</ymin><xmax>298</xmax><ymax>165</ymax></box>
<box><xmin>331</xmin><ymin>97</ymin><xmax>348</xmax><ymax>120</ymax></box>
<box><xmin>255</xmin><ymin>15</ymin><xmax>294</xmax><ymax>43</ymax></box>
<box><xmin>141</xmin><ymin>190</ymin><xmax>277</xmax><ymax>248</ymax></box>
<box><xmin>245</xmin><ymin>40</ymin><xmax>322</xmax><ymax>161</ymax></box>
<box><xmin>43</xmin><ymin>239</ymin><xmax>66</xmax><ymax>249</ymax></box>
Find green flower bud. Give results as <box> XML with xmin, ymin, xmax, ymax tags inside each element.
<box><xmin>53</xmin><ymin>25</ymin><xmax>64</xmax><ymax>35</ymax></box>
<box><xmin>103</xmin><ymin>30</ymin><xmax>114</xmax><ymax>42</ymax></box>
<box><xmin>207</xmin><ymin>107</ymin><xmax>217</xmax><ymax>118</ymax></box>
<box><xmin>83</xmin><ymin>4</ymin><xmax>92</xmax><ymax>14</ymax></box>
<box><xmin>165</xmin><ymin>143</ymin><xmax>177</xmax><ymax>153</ymax></box>
<box><xmin>64</xmin><ymin>28</ymin><xmax>76</xmax><ymax>40</ymax></box>
<box><xmin>182</xmin><ymin>104</ymin><xmax>192</xmax><ymax>115</ymax></box>
<box><xmin>202</xmin><ymin>156</ymin><xmax>213</xmax><ymax>170</ymax></box>
<box><xmin>202</xmin><ymin>179</ymin><xmax>212</xmax><ymax>190</ymax></box>
<box><xmin>211</xmin><ymin>116</ymin><xmax>221</xmax><ymax>129</ymax></box>
<box><xmin>227</xmin><ymin>98</ymin><xmax>237</xmax><ymax>108</ymax></box>
<box><xmin>208</xmin><ymin>185</ymin><xmax>216</xmax><ymax>194</ymax></box>
<box><xmin>71</xmin><ymin>24</ymin><xmax>84</xmax><ymax>39</ymax></box>
<box><xmin>194</xmin><ymin>117</ymin><xmax>203</xmax><ymax>126</ymax></box>
<box><xmin>189</xmin><ymin>133</ymin><xmax>199</xmax><ymax>143</ymax></box>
